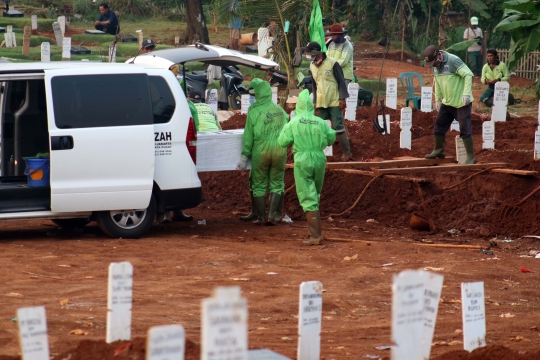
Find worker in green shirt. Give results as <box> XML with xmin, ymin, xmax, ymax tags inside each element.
<box><xmin>480</xmin><ymin>49</ymin><xmax>515</xmax><ymax>107</ymax></box>
<box><xmin>423</xmin><ymin>45</ymin><xmax>476</xmax><ymax>164</ymax></box>
<box><xmin>188</xmin><ymin>90</ymin><xmax>222</xmax><ymax>132</ymax></box>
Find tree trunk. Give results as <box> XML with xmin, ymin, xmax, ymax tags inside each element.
<box><xmin>182</xmin><ymin>0</ymin><xmax>210</xmax><ymax>45</ymax></box>
<box><xmin>426</xmin><ymin>0</ymin><xmax>431</xmax><ymax>41</ymax></box>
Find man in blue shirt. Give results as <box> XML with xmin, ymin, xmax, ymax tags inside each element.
<box><xmin>94</xmin><ymin>3</ymin><xmax>120</xmax><ymax>35</ymax></box>
<box><xmin>228</xmin><ymin>0</ymin><xmax>242</xmax><ymax>50</ymax></box>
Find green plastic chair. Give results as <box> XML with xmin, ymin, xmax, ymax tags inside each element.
<box><xmin>398</xmin><ymin>72</ymin><xmax>423</xmax><ymax>109</ymax></box>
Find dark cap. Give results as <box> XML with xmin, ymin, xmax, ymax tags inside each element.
<box><xmin>300</xmin><ymin>41</ymin><xmax>322</xmax><ymax>55</ymax></box>
<box><xmin>423</xmin><ymin>45</ymin><xmax>439</xmax><ymax>67</ymax></box>
<box><xmin>188</xmin><ymin>90</ymin><xmax>202</xmax><ymax>101</ymax></box>
<box><xmin>141</xmin><ymin>39</ymin><xmax>155</xmax><ymax>49</ymax></box>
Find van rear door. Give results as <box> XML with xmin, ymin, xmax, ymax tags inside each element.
<box><xmin>44</xmin><ymin>68</ymin><xmax>155</xmax><ymax>213</ymax></box>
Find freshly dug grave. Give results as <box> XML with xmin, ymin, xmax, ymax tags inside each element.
<box><xmin>205</xmin><ymin>105</ymin><xmax>540</xmax><ymax>238</ymax></box>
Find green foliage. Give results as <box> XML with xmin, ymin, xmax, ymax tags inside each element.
<box><xmin>446</xmin><ymin>39</ymin><xmax>477</xmax><ymax>52</ymax></box>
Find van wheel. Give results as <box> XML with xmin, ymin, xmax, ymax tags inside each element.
<box><xmin>52</xmin><ymin>218</ymin><xmax>91</xmax><ymax>228</ymax></box>
<box><xmin>96</xmin><ymin>196</ymin><xmax>157</xmax><ymax>238</ymax></box>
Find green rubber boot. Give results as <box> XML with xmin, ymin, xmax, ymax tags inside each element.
<box><xmin>303</xmin><ymin>211</ymin><xmax>323</xmax><ymax>245</ymax></box>
<box><xmin>252</xmin><ymin>196</ymin><xmax>266</xmax><ymax>225</ymax></box>
<box><xmin>425</xmin><ymin>135</ymin><xmax>446</xmax><ymax>159</ymax></box>
<box><xmin>463</xmin><ymin>136</ymin><xmax>476</xmax><ymax>164</ymax></box>
<box><xmin>266</xmin><ymin>193</ymin><xmax>281</xmax><ymax>225</ymax></box>
<box><xmin>273</xmin><ymin>193</ymin><xmax>285</xmax><ymax>223</ymax></box>
<box><xmin>240</xmin><ymin>193</ymin><xmax>258</xmax><ymax>222</ymax></box>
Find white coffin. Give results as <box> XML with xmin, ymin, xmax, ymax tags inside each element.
<box><xmin>196</xmin><ymin>129</ymin><xmax>252</xmax><ymax>172</ymax></box>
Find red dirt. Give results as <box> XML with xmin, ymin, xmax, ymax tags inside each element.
<box><xmin>432</xmin><ymin>345</ymin><xmax>540</xmax><ymax>360</ymax></box>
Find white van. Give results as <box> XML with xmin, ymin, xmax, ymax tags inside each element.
<box><xmin>0</xmin><ymin>45</ymin><xmax>277</xmax><ymax>238</ymax></box>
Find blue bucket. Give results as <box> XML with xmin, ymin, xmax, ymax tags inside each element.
<box><xmin>24</xmin><ymin>158</ymin><xmax>50</xmax><ymax>187</ymax></box>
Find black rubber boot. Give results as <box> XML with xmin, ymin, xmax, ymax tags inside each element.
<box><xmin>273</xmin><ymin>193</ymin><xmax>285</xmax><ymax>223</ymax></box>
<box><xmin>266</xmin><ymin>193</ymin><xmax>281</xmax><ymax>225</ymax></box>
<box><xmin>337</xmin><ymin>133</ymin><xmax>353</xmax><ymax>161</ymax></box>
<box><xmin>252</xmin><ymin>196</ymin><xmax>266</xmax><ymax>225</ymax></box>
<box><xmin>462</xmin><ymin>136</ymin><xmax>476</xmax><ymax>164</ymax></box>
<box><xmin>172</xmin><ymin>210</ymin><xmax>193</xmax><ymax>222</ymax></box>
<box><xmin>425</xmin><ymin>134</ymin><xmax>446</xmax><ymax>159</ymax></box>
<box><xmin>240</xmin><ymin>193</ymin><xmax>258</xmax><ymax>222</ymax></box>
<box><xmin>303</xmin><ymin>211</ymin><xmax>323</xmax><ymax>245</ymax></box>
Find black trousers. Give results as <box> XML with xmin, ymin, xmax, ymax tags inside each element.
<box><xmin>95</xmin><ymin>24</ymin><xmax>119</xmax><ymax>35</ymax></box>
<box><xmin>433</xmin><ymin>103</ymin><xmax>472</xmax><ymax>138</ymax></box>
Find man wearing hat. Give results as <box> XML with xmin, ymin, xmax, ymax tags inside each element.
<box><xmin>301</xmin><ymin>41</ymin><xmax>352</xmax><ymax>161</ymax></box>
<box><xmin>463</xmin><ymin>16</ymin><xmax>483</xmax><ymax>76</ymax></box>
<box><xmin>140</xmin><ymin>39</ymin><xmax>155</xmax><ymax>54</ymax></box>
<box><xmin>188</xmin><ymin>90</ymin><xmax>222</xmax><ymax>132</ymax></box>
<box><xmin>423</xmin><ymin>45</ymin><xmax>476</xmax><ymax>164</ymax></box>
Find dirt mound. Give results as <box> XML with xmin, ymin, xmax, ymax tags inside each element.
<box><xmin>432</xmin><ymin>345</ymin><xmax>540</xmax><ymax>360</ymax></box>
<box><xmin>202</xmin><ymin>105</ymin><xmax>540</xmax><ymax>237</ymax></box>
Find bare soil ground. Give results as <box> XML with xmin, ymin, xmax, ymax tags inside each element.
<box><xmin>2</xmin><ymin>54</ymin><xmax>540</xmax><ymax>360</ymax></box>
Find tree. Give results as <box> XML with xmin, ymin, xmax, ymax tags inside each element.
<box><xmin>183</xmin><ymin>0</ymin><xmax>211</xmax><ymax>44</ymax></box>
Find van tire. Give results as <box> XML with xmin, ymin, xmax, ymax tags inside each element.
<box><xmin>52</xmin><ymin>218</ymin><xmax>91</xmax><ymax>228</ymax></box>
<box><xmin>96</xmin><ymin>196</ymin><xmax>157</xmax><ymax>238</ymax></box>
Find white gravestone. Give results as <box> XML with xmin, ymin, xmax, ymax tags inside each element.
<box><xmin>4</xmin><ymin>33</ymin><xmax>13</xmax><ymax>48</ymax></box>
<box><xmin>31</xmin><ymin>15</ymin><xmax>38</xmax><ymax>32</ymax></box>
<box><xmin>400</xmin><ymin>107</ymin><xmax>412</xmax><ymax>150</ymax></box>
<box><xmin>377</xmin><ymin>114</ymin><xmax>390</xmax><ymax>135</ymax></box>
<box><xmin>391</xmin><ymin>270</ymin><xmax>425</xmax><ymax>360</ymax></box>
<box><xmin>534</xmin><ymin>130</ymin><xmax>540</xmax><ymax>160</ymax></box>
<box><xmin>491</xmin><ymin>81</ymin><xmax>509</xmax><ymax>122</ymax></box>
<box><xmin>345</xmin><ymin>83</ymin><xmax>359</xmax><ymax>121</ymax></box>
<box><xmin>52</xmin><ymin>22</ymin><xmax>63</xmax><ymax>46</ymax></box>
<box><xmin>421</xmin><ymin>271</ymin><xmax>444</xmax><ymax>360</ymax></box>
<box><xmin>62</xmin><ymin>37</ymin><xmax>71</xmax><ymax>60</ymax></box>
<box><xmin>272</xmin><ymin>87</ymin><xmax>278</xmax><ymax>105</ymax></box>
<box><xmin>7</xmin><ymin>25</ymin><xmax>12</xmax><ymax>32</ymax></box>
<box><xmin>17</xmin><ymin>306</ymin><xmax>50</xmax><ymax>360</ymax></box>
<box><xmin>241</xmin><ymin>94</ymin><xmax>250</xmax><ymax>115</ymax></box>
<box><xmin>41</xmin><ymin>42</ymin><xmax>51</xmax><ymax>62</ymax></box>
<box><xmin>450</xmin><ymin>120</ymin><xmax>460</xmax><ymax>132</ymax></box>
<box><xmin>538</xmin><ymin>100</ymin><xmax>540</xmax><ymax>127</ymax></box>
<box><xmin>455</xmin><ymin>136</ymin><xmax>466</xmax><ymax>164</ymax></box>
<box><xmin>206</xmin><ymin>89</ymin><xmax>218</xmax><ymax>113</ymax></box>
<box><xmin>421</xmin><ymin>87</ymin><xmax>433</xmax><ymax>113</ymax></box>
<box><xmin>386</xmin><ymin>78</ymin><xmax>398</xmax><ymax>110</ymax></box>
<box><xmin>109</xmin><ymin>43</ymin><xmax>117</xmax><ymax>63</ymax></box>
<box><xmin>147</xmin><ymin>325</ymin><xmax>185</xmax><ymax>360</ymax></box>
<box><xmin>482</xmin><ymin>121</ymin><xmax>495</xmax><ymax>150</ymax></box>
<box><xmin>106</xmin><ymin>262</ymin><xmax>133</xmax><ymax>343</ymax></box>
<box><xmin>257</xmin><ymin>28</ymin><xmax>271</xmax><ymax>57</ymax></box>
<box><xmin>461</xmin><ymin>282</ymin><xmax>486</xmax><ymax>352</ymax></box>
<box><xmin>201</xmin><ymin>286</ymin><xmax>248</xmax><ymax>360</ymax></box>
<box><xmin>58</xmin><ymin>16</ymin><xmax>66</xmax><ymax>36</ymax></box>
<box><xmin>297</xmin><ymin>281</ymin><xmax>323</xmax><ymax>360</ymax></box>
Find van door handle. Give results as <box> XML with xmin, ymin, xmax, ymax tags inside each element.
<box><xmin>51</xmin><ymin>136</ymin><xmax>74</xmax><ymax>150</ymax></box>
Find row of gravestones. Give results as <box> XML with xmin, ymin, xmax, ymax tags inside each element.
<box><xmin>15</xmin><ymin>261</ymin><xmax>489</xmax><ymax>360</ymax></box>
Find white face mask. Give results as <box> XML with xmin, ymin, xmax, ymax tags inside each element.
<box><xmin>305</xmin><ymin>55</ymin><xmax>313</xmax><ymax>61</ymax></box>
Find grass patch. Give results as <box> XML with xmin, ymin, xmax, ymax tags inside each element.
<box><xmin>358</xmin><ymin>79</ymin><xmax>386</xmax><ymax>95</ymax></box>
<box><xmin>0</xmin><ymin>18</ymin><xmax>56</xmax><ymax>32</ymax></box>
<box><xmin>71</xmin><ymin>33</ymin><xmax>116</xmax><ymax>44</ymax></box>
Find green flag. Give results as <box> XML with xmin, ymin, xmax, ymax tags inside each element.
<box><xmin>309</xmin><ymin>0</ymin><xmax>327</xmax><ymax>52</ymax></box>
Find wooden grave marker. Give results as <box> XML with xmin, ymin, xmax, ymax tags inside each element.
<box><xmin>31</xmin><ymin>15</ymin><xmax>38</xmax><ymax>34</ymax></box>
<box><xmin>400</xmin><ymin>107</ymin><xmax>412</xmax><ymax>150</ymax></box>
<box><xmin>174</xmin><ymin>36</ymin><xmax>179</xmax><ymax>46</ymax></box>
<box><xmin>52</xmin><ymin>22</ymin><xmax>63</xmax><ymax>46</ymax></box>
<box><xmin>345</xmin><ymin>83</ymin><xmax>359</xmax><ymax>120</ymax></box>
<box><xmin>57</xmin><ymin>16</ymin><xmax>66</xmax><ymax>36</ymax></box>
<box><xmin>455</xmin><ymin>135</ymin><xmax>466</xmax><ymax>164</ymax></box>
<box><xmin>201</xmin><ymin>286</ymin><xmax>248</xmax><ymax>360</ymax></box>
<box><xmin>391</xmin><ymin>270</ymin><xmax>425</xmax><ymax>360</ymax></box>
<box><xmin>147</xmin><ymin>325</ymin><xmax>185</xmax><ymax>360</ymax></box>
<box><xmin>137</xmin><ymin>30</ymin><xmax>143</xmax><ymax>48</ymax></box>
<box><xmin>421</xmin><ymin>271</ymin><xmax>444</xmax><ymax>360</ymax></box>
<box><xmin>206</xmin><ymin>89</ymin><xmax>218</xmax><ymax>113</ymax></box>
<box><xmin>106</xmin><ymin>261</ymin><xmax>133</xmax><ymax>343</ymax></box>
<box><xmin>482</xmin><ymin>121</ymin><xmax>495</xmax><ymax>150</ymax></box>
<box><xmin>22</xmin><ymin>26</ymin><xmax>31</xmax><ymax>55</ymax></box>
<box><xmin>386</xmin><ymin>78</ymin><xmax>398</xmax><ymax>110</ymax></box>
<box><xmin>491</xmin><ymin>81</ymin><xmax>509</xmax><ymax>122</ymax></box>
<box><xmin>17</xmin><ymin>306</ymin><xmax>50</xmax><ymax>360</ymax></box>
<box><xmin>271</xmin><ymin>87</ymin><xmax>278</xmax><ymax>105</ymax></box>
<box><xmin>241</xmin><ymin>94</ymin><xmax>250</xmax><ymax>115</ymax></box>
<box><xmin>41</xmin><ymin>42</ymin><xmax>50</xmax><ymax>62</ymax></box>
<box><xmin>62</xmin><ymin>37</ymin><xmax>71</xmax><ymax>61</ymax></box>
<box><xmin>461</xmin><ymin>282</ymin><xmax>486</xmax><ymax>352</ymax></box>
<box><xmin>421</xmin><ymin>87</ymin><xmax>432</xmax><ymax>113</ymax></box>
<box><xmin>297</xmin><ymin>281</ymin><xmax>323</xmax><ymax>360</ymax></box>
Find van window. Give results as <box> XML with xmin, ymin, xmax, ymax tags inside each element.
<box><xmin>148</xmin><ymin>76</ymin><xmax>176</xmax><ymax>124</ymax></box>
<box><xmin>51</xmin><ymin>74</ymin><xmax>153</xmax><ymax>129</ymax></box>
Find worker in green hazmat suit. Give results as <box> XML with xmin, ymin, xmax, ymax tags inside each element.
<box><xmin>278</xmin><ymin>89</ymin><xmax>336</xmax><ymax>245</ymax></box>
<box><xmin>236</xmin><ymin>79</ymin><xmax>288</xmax><ymax>225</ymax></box>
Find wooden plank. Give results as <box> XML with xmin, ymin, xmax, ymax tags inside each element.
<box><xmin>491</xmin><ymin>168</ymin><xmax>538</xmax><ymax>176</ymax></box>
<box><xmin>416</xmin><ymin>243</ymin><xmax>483</xmax><ymax>250</ymax></box>
<box><xmin>335</xmin><ymin>169</ymin><xmax>429</xmax><ymax>183</ymax></box>
<box><xmin>286</xmin><ymin>157</ymin><xmax>455</xmax><ymax>170</ymax></box>
<box><xmin>376</xmin><ymin>163</ymin><xmax>507</xmax><ymax>174</ymax></box>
